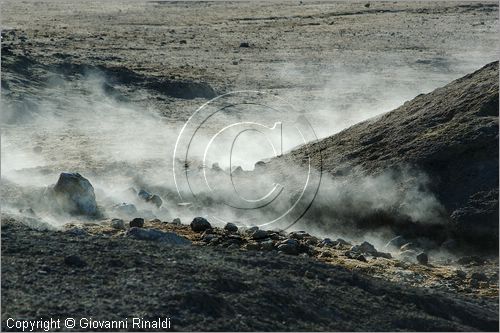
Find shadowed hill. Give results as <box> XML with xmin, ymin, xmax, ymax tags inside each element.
<box><xmin>289</xmin><ymin>61</ymin><xmax>499</xmax><ymax>250</ymax></box>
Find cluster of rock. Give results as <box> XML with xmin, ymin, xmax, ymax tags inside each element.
<box><xmin>188</xmin><ymin>217</ymin><xmax>428</xmax><ymax>264</ymax></box>
<box><xmin>59</xmin><ymin>214</ymin><xmax>495</xmax><ymax>295</ymax></box>
<box><xmin>39</xmin><ymin>172</ymin><xmax>166</xmax><ymax>221</ymax></box>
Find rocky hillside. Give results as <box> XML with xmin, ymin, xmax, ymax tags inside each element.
<box><xmin>289</xmin><ymin>61</ymin><xmax>499</xmax><ymax>251</ymax></box>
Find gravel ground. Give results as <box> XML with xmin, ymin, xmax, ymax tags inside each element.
<box><xmin>1</xmin><ymin>218</ymin><xmax>498</xmax><ymax>332</ymax></box>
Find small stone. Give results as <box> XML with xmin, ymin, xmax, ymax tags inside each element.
<box><xmin>250</xmin><ymin>229</ymin><xmax>269</xmax><ymax>240</ymax></box>
<box><xmin>172</xmin><ymin>218</ymin><xmax>181</xmax><ymax>225</ymax></box>
<box><xmin>138</xmin><ymin>189</ymin><xmax>162</xmax><ymax>208</ymax></box>
<box><xmin>202</xmin><ymin>233</ymin><xmax>217</xmax><ymax>243</ymax></box>
<box><xmin>138</xmin><ymin>189</ymin><xmax>150</xmax><ymax>200</ymax></box>
<box><xmin>320</xmin><ymin>238</ymin><xmax>334</xmax><ymax>247</ymax></box>
<box><xmin>224</xmin><ymin>222</ymin><xmax>238</xmax><ymax>233</ymax></box>
<box><xmin>212</xmin><ymin>162</ymin><xmax>222</xmax><ymax>171</ymax></box>
<box><xmin>244</xmin><ymin>226</ymin><xmax>259</xmax><ymax>234</ymax></box>
<box><xmin>190</xmin><ymin>217</ymin><xmax>211</xmax><ymax>232</ymax></box>
<box><xmin>179</xmin><ymin>39</ymin><xmax>187</xmax><ymax>44</ymax></box>
<box><xmin>345</xmin><ymin>251</ymin><xmax>367</xmax><ymax>262</ymax></box>
<box><xmin>356</xmin><ymin>254</ymin><xmax>367</xmax><ymax>262</ymax></box>
<box><xmin>351</xmin><ymin>241</ymin><xmax>377</xmax><ymax>254</ymax></box>
<box><xmin>130</xmin><ymin>218</ymin><xmax>144</xmax><ymax>228</ymax></box>
<box><xmin>239</xmin><ymin>42</ymin><xmax>250</xmax><ymax>48</ymax></box>
<box><xmin>148</xmin><ymin>194</ymin><xmax>163</xmax><ymax>208</ymax></box>
<box><xmin>416</xmin><ymin>252</ymin><xmax>429</xmax><ymax>265</ymax></box>
<box><xmin>254</xmin><ymin>161</ymin><xmax>266</xmax><ymax>170</ymax></box>
<box><xmin>111</xmin><ymin>218</ymin><xmax>125</xmax><ymax>230</ymax></box>
<box><xmin>277</xmin><ymin>239</ymin><xmax>300</xmax><ymax>255</ymax></box>
<box><xmin>64</xmin><ymin>255</ymin><xmax>87</xmax><ymax>268</ymax></box>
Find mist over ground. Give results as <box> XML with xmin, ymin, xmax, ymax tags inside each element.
<box><xmin>1</xmin><ymin>2</ymin><xmax>499</xmax><ymax>331</ymax></box>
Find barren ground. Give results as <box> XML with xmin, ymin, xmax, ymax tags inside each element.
<box><xmin>1</xmin><ymin>1</ymin><xmax>499</xmax><ymax>331</ymax></box>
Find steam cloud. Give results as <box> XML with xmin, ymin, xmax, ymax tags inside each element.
<box><xmin>1</xmin><ymin>66</ymin><xmax>446</xmax><ymax>247</ymax></box>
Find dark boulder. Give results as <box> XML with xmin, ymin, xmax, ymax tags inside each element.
<box><xmin>53</xmin><ymin>173</ymin><xmax>98</xmax><ymax>216</ymax></box>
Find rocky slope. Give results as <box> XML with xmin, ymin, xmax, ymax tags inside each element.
<box><xmin>288</xmin><ymin>61</ymin><xmax>499</xmax><ymax>251</ymax></box>
<box><xmin>1</xmin><ymin>217</ymin><xmax>498</xmax><ymax>332</ymax></box>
